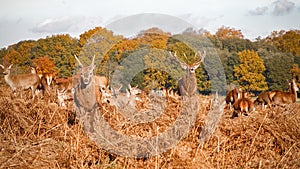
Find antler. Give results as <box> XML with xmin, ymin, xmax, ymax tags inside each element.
<box><xmin>74</xmin><ymin>54</ymin><xmax>83</xmax><ymax>68</ymax></box>
<box><xmin>193</xmin><ymin>50</ymin><xmax>206</xmax><ymax>66</ymax></box>
<box><xmin>91</xmin><ymin>55</ymin><xmax>95</xmax><ymax>66</ymax></box>
<box><xmin>169</xmin><ymin>51</ymin><xmax>188</xmax><ymax>69</ymax></box>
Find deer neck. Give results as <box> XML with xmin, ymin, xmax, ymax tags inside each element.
<box><xmin>3</xmin><ymin>71</ymin><xmax>14</xmax><ymax>87</ymax></box>
<box><xmin>290</xmin><ymin>83</ymin><xmax>298</xmax><ymax>101</ymax></box>
<box><xmin>186</xmin><ymin>71</ymin><xmax>196</xmax><ymax>83</ymax></box>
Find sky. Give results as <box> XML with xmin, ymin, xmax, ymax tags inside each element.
<box><xmin>0</xmin><ymin>0</ymin><xmax>300</xmax><ymax>48</ymax></box>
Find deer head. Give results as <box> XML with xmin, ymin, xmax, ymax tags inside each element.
<box><xmin>169</xmin><ymin>51</ymin><xmax>206</xmax><ymax>96</ymax></box>
<box><xmin>1</xmin><ymin>64</ymin><xmax>13</xmax><ymax>76</ymax></box>
<box><xmin>74</xmin><ymin>54</ymin><xmax>95</xmax><ymax>86</ymax></box>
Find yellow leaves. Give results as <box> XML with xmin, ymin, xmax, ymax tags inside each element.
<box><xmin>33</xmin><ymin>56</ymin><xmax>55</xmax><ymax>74</ymax></box>
<box><xmin>215</xmin><ymin>26</ymin><xmax>244</xmax><ymax>39</ymax></box>
<box><xmin>234</xmin><ymin>50</ymin><xmax>268</xmax><ymax>91</ymax></box>
<box><xmin>267</xmin><ymin>30</ymin><xmax>300</xmax><ymax>56</ymax></box>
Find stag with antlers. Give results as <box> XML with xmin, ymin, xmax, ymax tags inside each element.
<box><xmin>169</xmin><ymin>51</ymin><xmax>205</xmax><ymax>97</ymax></box>
<box><xmin>73</xmin><ymin>54</ymin><xmax>109</xmax><ymax>108</ymax></box>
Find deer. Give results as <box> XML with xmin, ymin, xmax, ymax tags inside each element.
<box><xmin>108</xmin><ymin>84</ymin><xmax>141</xmax><ymax>109</ymax></box>
<box><xmin>57</xmin><ymin>88</ymin><xmax>73</xmax><ymax>107</ymax></box>
<box><xmin>73</xmin><ymin>54</ymin><xmax>97</xmax><ymax>111</ymax></box>
<box><xmin>232</xmin><ymin>91</ymin><xmax>255</xmax><ymax>118</ymax></box>
<box><xmin>225</xmin><ymin>87</ymin><xmax>242</xmax><ymax>110</ymax></box>
<box><xmin>55</xmin><ymin>77</ymin><xmax>76</xmax><ymax>92</ymax></box>
<box><xmin>0</xmin><ymin>64</ymin><xmax>40</xmax><ymax>100</ymax></box>
<box><xmin>30</xmin><ymin>66</ymin><xmax>52</xmax><ymax>97</ymax></box>
<box><xmin>73</xmin><ymin>54</ymin><xmax>109</xmax><ymax>111</ymax></box>
<box><xmin>169</xmin><ymin>51</ymin><xmax>205</xmax><ymax>97</ymax></box>
<box><xmin>271</xmin><ymin>79</ymin><xmax>299</xmax><ymax>106</ymax></box>
<box><xmin>254</xmin><ymin>91</ymin><xmax>277</xmax><ymax>109</ymax></box>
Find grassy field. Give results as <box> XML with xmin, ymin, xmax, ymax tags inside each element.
<box><xmin>0</xmin><ymin>85</ymin><xmax>299</xmax><ymax>168</ymax></box>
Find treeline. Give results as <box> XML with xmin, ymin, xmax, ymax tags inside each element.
<box><xmin>0</xmin><ymin>26</ymin><xmax>300</xmax><ymax>94</ymax></box>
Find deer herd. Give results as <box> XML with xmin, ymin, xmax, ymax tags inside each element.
<box><xmin>0</xmin><ymin>52</ymin><xmax>299</xmax><ymax>119</ymax></box>
<box><xmin>227</xmin><ymin>78</ymin><xmax>299</xmax><ymax>118</ymax></box>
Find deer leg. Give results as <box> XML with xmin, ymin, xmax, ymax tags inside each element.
<box><xmin>20</xmin><ymin>88</ymin><xmax>23</xmax><ymax>99</ymax></box>
<box><xmin>31</xmin><ymin>86</ymin><xmax>35</xmax><ymax>100</ymax></box>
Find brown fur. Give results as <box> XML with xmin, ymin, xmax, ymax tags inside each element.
<box><xmin>170</xmin><ymin>51</ymin><xmax>205</xmax><ymax>97</ymax></box>
<box><xmin>1</xmin><ymin>64</ymin><xmax>40</xmax><ymax>100</ymax></box>
<box><xmin>272</xmin><ymin>79</ymin><xmax>299</xmax><ymax>106</ymax></box>
<box><xmin>232</xmin><ymin>92</ymin><xmax>254</xmax><ymax>118</ymax></box>
<box><xmin>254</xmin><ymin>91</ymin><xmax>276</xmax><ymax>109</ymax></box>
<box><xmin>225</xmin><ymin>87</ymin><xmax>241</xmax><ymax>109</ymax></box>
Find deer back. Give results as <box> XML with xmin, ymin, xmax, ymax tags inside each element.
<box><xmin>2</xmin><ymin>64</ymin><xmax>40</xmax><ymax>90</ymax></box>
<box><xmin>233</xmin><ymin>92</ymin><xmax>254</xmax><ymax>116</ymax></box>
<box><xmin>226</xmin><ymin>87</ymin><xmax>241</xmax><ymax>105</ymax></box>
<box><xmin>94</xmin><ymin>75</ymin><xmax>108</xmax><ymax>88</ymax></box>
<box><xmin>272</xmin><ymin>79</ymin><xmax>299</xmax><ymax>105</ymax></box>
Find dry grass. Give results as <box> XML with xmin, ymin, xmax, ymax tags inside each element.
<box><xmin>0</xmin><ymin>85</ymin><xmax>299</xmax><ymax>168</ymax></box>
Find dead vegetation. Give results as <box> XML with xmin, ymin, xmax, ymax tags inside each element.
<box><xmin>0</xmin><ymin>85</ymin><xmax>299</xmax><ymax>168</ymax></box>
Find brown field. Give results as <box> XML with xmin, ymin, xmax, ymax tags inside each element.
<box><xmin>0</xmin><ymin>85</ymin><xmax>299</xmax><ymax>169</ymax></box>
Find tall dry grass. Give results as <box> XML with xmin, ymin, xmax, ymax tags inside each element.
<box><xmin>0</xmin><ymin>85</ymin><xmax>299</xmax><ymax>168</ymax></box>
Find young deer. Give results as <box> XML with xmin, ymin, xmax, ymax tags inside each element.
<box><xmin>225</xmin><ymin>87</ymin><xmax>242</xmax><ymax>110</ymax></box>
<box><xmin>57</xmin><ymin>88</ymin><xmax>72</xmax><ymax>107</ymax></box>
<box><xmin>1</xmin><ymin>64</ymin><xmax>40</xmax><ymax>100</ymax></box>
<box><xmin>271</xmin><ymin>79</ymin><xmax>299</xmax><ymax>106</ymax></box>
<box><xmin>254</xmin><ymin>91</ymin><xmax>276</xmax><ymax>109</ymax></box>
<box><xmin>108</xmin><ymin>84</ymin><xmax>141</xmax><ymax>109</ymax></box>
<box><xmin>169</xmin><ymin>51</ymin><xmax>205</xmax><ymax>97</ymax></box>
<box><xmin>73</xmin><ymin>55</ymin><xmax>109</xmax><ymax>110</ymax></box>
<box><xmin>30</xmin><ymin>66</ymin><xmax>52</xmax><ymax>97</ymax></box>
<box><xmin>73</xmin><ymin>55</ymin><xmax>97</xmax><ymax>111</ymax></box>
<box><xmin>232</xmin><ymin>91</ymin><xmax>254</xmax><ymax>118</ymax></box>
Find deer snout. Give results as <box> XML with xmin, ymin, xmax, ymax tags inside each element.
<box><xmin>83</xmin><ymin>77</ymin><xmax>90</xmax><ymax>85</ymax></box>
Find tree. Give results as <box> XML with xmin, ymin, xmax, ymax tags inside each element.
<box><xmin>32</xmin><ymin>56</ymin><xmax>56</xmax><ymax>74</ymax></box>
<box><xmin>79</xmin><ymin>27</ymin><xmax>123</xmax><ymax>77</ymax></box>
<box><xmin>261</xmin><ymin>52</ymin><xmax>294</xmax><ymax>90</ymax></box>
<box><xmin>215</xmin><ymin>26</ymin><xmax>244</xmax><ymax>39</ymax></box>
<box><xmin>234</xmin><ymin>50</ymin><xmax>268</xmax><ymax>93</ymax></box>
<box><xmin>290</xmin><ymin>64</ymin><xmax>300</xmax><ymax>86</ymax></box>
<box><xmin>32</xmin><ymin>34</ymin><xmax>79</xmax><ymax>77</ymax></box>
<box><xmin>266</xmin><ymin>30</ymin><xmax>300</xmax><ymax>56</ymax></box>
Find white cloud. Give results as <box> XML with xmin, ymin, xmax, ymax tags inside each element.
<box><xmin>30</xmin><ymin>16</ymin><xmax>103</xmax><ymax>34</ymax></box>
<box><xmin>178</xmin><ymin>14</ymin><xmax>223</xmax><ymax>29</ymax></box>
<box><xmin>272</xmin><ymin>0</ymin><xmax>295</xmax><ymax>16</ymax></box>
<box><xmin>248</xmin><ymin>6</ymin><xmax>269</xmax><ymax>15</ymax></box>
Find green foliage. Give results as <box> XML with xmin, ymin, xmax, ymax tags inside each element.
<box><xmin>79</xmin><ymin>27</ymin><xmax>123</xmax><ymax>77</ymax></box>
<box><xmin>1</xmin><ymin>40</ymin><xmax>36</xmax><ymax>73</ymax></box>
<box><xmin>1</xmin><ymin>26</ymin><xmax>299</xmax><ymax>93</ymax></box>
<box><xmin>32</xmin><ymin>34</ymin><xmax>79</xmax><ymax>77</ymax></box>
<box><xmin>234</xmin><ymin>50</ymin><xmax>268</xmax><ymax>92</ymax></box>
<box><xmin>261</xmin><ymin>51</ymin><xmax>294</xmax><ymax>90</ymax></box>
<box><xmin>143</xmin><ymin>49</ymin><xmax>182</xmax><ymax>90</ymax></box>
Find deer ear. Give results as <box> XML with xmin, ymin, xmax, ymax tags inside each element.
<box><xmin>8</xmin><ymin>64</ymin><xmax>13</xmax><ymax>69</ymax></box>
<box><xmin>0</xmin><ymin>64</ymin><xmax>4</xmax><ymax>69</ymax></box>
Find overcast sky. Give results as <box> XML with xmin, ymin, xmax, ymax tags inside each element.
<box><xmin>0</xmin><ymin>0</ymin><xmax>299</xmax><ymax>48</ymax></box>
